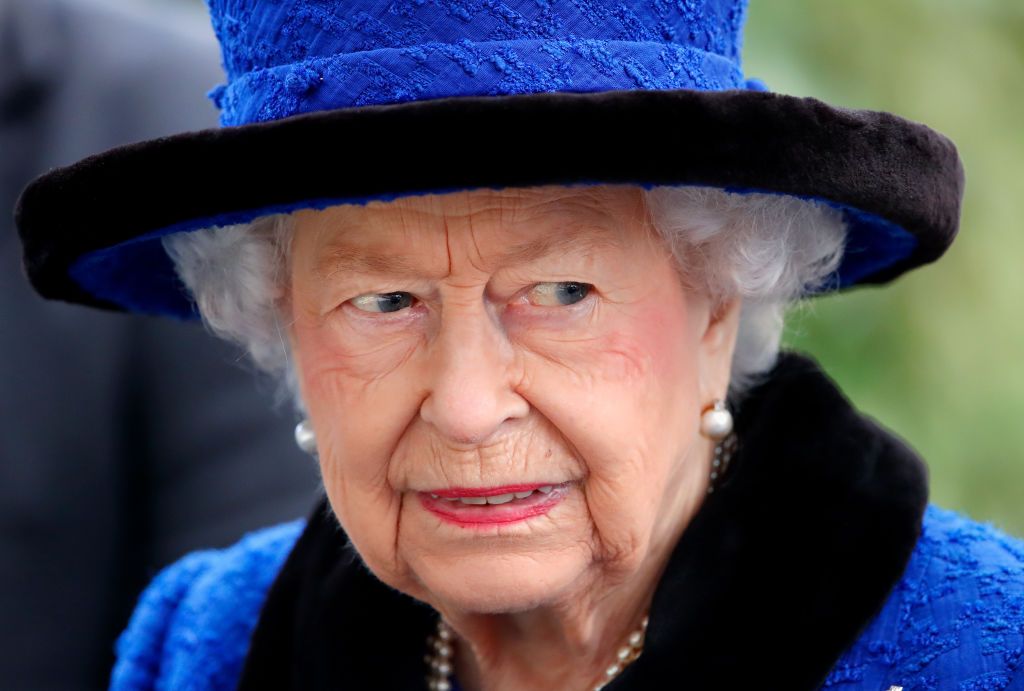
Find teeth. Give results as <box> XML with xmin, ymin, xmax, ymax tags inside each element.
<box><xmin>431</xmin><ymin>486</ymin><xmax>559</xmax><ymax>505</ymax></box>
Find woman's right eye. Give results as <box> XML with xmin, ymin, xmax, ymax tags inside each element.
<box><xmin>348</xmin><ymin>292</ymin><xmax>415</xmax><ymax>313</ymax></box>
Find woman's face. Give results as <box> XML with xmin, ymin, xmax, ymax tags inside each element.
<box><xmin>287</xmin><ymin>185</ymin><xmax>739</xmax><ymax>613</ymax></box>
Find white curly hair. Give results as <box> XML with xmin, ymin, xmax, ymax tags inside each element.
<box><xmin>163</xmin><ymin>186</ymin><xmax>846</xmax><ymax>403</ymax></box>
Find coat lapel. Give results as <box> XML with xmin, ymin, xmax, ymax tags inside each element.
<box><xmin>239</xmin><ymin>352</ymin><xmax>928</xmax><ymax>690</ymax></box>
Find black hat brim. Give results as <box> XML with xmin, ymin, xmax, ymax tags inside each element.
<box><xmin>15</xmin><ymin>88</ymin><xmax>964</xmax><ymax>317</ymax></box>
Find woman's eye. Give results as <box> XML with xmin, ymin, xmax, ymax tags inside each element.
<box><xmin>527</xmin><ymin>281</ymin><xmax>592</xmax><ymax>307</ymax></box>
<box><xmin>348</xmin><ymin>292</ymin><xmax>415</xmax><ymax>313</ymax></box>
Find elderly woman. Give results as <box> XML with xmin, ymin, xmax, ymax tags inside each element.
<box><xmin>14</xmin><ymin>1</ymin><xmax>1024</xmax><ymax>689</ymax></box>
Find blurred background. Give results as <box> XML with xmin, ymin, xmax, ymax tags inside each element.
<box><xmin>1</xmin><ymin>0</ymin><xmax>320</xmax><ymax>688</ymax></box>
<box><xmin>1</xmin><ymin>0</ymin><xmax>1021</xmax><ymax>689</ymax></box>
<box><xmin>744</xmin><ymin>1</ymin><xmax>1024</xmax><ymax>536</ymax></box>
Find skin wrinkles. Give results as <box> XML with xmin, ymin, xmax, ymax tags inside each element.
<box><xmin>286</xmin><ymin>185</ymin><xmax>742</xmax><ymax>691</ymax></box>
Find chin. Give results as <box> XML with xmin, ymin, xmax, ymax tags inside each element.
<box><xmin>410</xmin><ymin>548</ymin><xmax>592</xmax><ymax>614</ymax></box>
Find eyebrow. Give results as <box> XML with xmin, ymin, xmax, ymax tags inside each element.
<box><xmin>501</xmin><ymin>229</ymin><xmax>621</xmax><ymax>265</ymax></box>
<box><xmin>316</xmin><ymin>245</ymin><xmax>426</xmax><ymax>279</ymax></box>
<box><xmin>315</xmin><ymin>226</ymin><xmax>623</xmax><ymax>280</ymax></box>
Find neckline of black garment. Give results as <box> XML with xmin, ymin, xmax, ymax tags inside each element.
<box><xmin>238</xmin><ymin>351</ymin><xmax>928</xmax><ymax>690</ymax></box>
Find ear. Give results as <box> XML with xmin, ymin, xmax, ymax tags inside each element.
<box><xmin>697</xmin><ymin>296</ymin><xmax>743</xmax><ymax>404</ymax></box>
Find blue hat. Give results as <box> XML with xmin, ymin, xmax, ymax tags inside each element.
<box><xmin>15</xmin><ymin>0</ymin><xmax>964</xmax><ymax>317</ymax></box>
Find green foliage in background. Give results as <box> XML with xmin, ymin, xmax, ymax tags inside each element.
<box><xmin>745</xmin><ymin>1</ymin><xmax>1024</xmax><ymax>533</ymax></box>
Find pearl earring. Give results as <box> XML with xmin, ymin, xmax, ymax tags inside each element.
<box><xmin>700</xmin><ymin>398</ymin><xmax>733</xmax><ymax>440</ymax></box>
<box><xmin>702</xmin><ymin>399</ymin><xmax>737</xmax><ymax>495</ymax></box>
<box><xmin>294</xmin><ymin>419</ymin><xmax>317</xmax><ymax>455</ymax></box>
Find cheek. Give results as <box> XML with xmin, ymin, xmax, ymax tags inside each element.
<box><xmin>561</xmin><ymin>298</ymin><xmax>699</xmax><ymax>479</ymax></box>
<box><xmin>516</xmin><ymin>279</ymin><xmax>703</xmax><ymax>565</ymax></box>
<box><xmin>614</xmin><ymin>296</ymin><xmax>695</xmax><ymax>384</ymax></box>
<box><xmin>520</xmin><ymin>280</ymin><xmax>699</xmax><ymax>445</ymax></box>
<box><xmin>293</xmin><ymin>310</ymin><xmax>428</xmax><ymax>432</ymax></box>
<box><xmin>297</xmin><ymin>326</ymin><xmax>417</xmax><ymax>459</ymax></box>
<box><xmin>291</xmin><ymin>319</ymin><xmax>426</xmax><ymax>585</ymax></box>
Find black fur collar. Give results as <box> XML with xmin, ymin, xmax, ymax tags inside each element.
<box><xmin>238</xmin><ymin>352</ymin><xmax>928</xmax><ymax>690</ymax></box>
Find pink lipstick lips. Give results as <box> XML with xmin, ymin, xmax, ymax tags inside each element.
<box><xmin>418</xmin><ymin>482</ymin><xmax>568</xmax><ymax>526</ymax></box>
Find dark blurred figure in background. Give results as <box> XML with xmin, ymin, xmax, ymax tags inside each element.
<box><xmin>0</xmin><ymin>0</ymin><xmax>320</xmax><ymax>687</ymax></box>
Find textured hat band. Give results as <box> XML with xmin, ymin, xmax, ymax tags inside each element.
<box><xmin>213</xmin><ymin>38</ymin><xmax>747</xmax><ymax>126</ymax></box>
<box><xmin>205</xmin><ymin>0</ymin><xmax>752</xmax><ymax>126</ymax></box>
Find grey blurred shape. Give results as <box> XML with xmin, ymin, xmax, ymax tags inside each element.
<box><xmin>0</xmin><ymin>0</ymin><xmax>321</xmax><ymax>688</ymax></box>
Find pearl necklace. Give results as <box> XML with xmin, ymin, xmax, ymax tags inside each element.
<box><xmin>425</xmin><ymin>613</ymin><xmax>649</xmax><ymax>691</ymax></box>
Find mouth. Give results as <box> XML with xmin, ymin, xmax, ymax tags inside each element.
<box><xmin>418</xmin><ymin>482</ymin><xmax>570</xmax><ymax>526</ymax></box>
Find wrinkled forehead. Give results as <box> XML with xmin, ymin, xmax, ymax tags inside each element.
<box><xmin>291</xmin><ymin>185</ymin><xmax>654</xmax><ymax>276</ymax></box>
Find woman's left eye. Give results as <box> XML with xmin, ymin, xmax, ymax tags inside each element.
<box><xmin>348</xmin><ymin>292</ymin><xmax>415</xmax><ymax>313</ymax></box>
<box><xmin>526</xmin><ymin>281</ymin><xmax>593</xmax><ymax>307</ymax></box>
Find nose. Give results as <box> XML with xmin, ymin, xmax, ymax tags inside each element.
<box><xmin>419</xmin><ymin>303</ymin><xmax>529</xmax><ymax>445</ymax></box>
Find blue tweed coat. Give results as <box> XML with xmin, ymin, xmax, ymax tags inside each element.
<box><xmin>109</xmin><ymin>355</ymin><xmax>1024</xmax><ymax>690</ymax></box>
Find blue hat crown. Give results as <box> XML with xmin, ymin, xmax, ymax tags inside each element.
<box><xmin>207</xmin><ymin>0</ymin><xmax>754</xmax><ymax>126</ymax></box>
